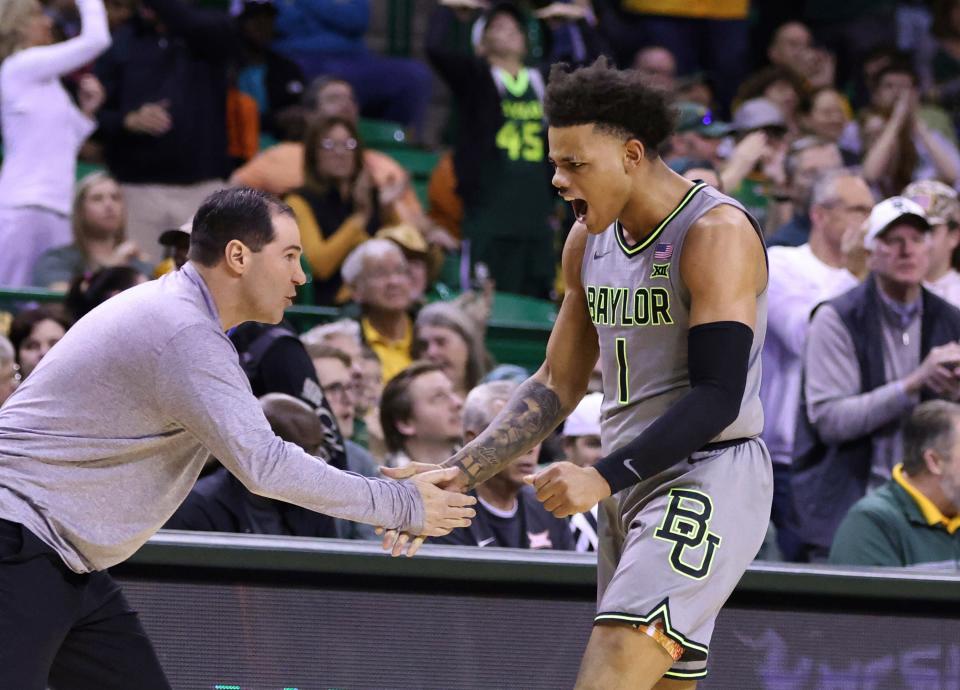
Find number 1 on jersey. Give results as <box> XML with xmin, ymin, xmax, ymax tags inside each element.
<box><xmin>615</xmin><ymin>337</ymin><xmax>629</xmax><ymax>405</ymax></box>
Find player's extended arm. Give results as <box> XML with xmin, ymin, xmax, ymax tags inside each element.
<box><xmin>442</xmin><ymin>225</ymin><xmax>600</xmax><ymax>489</ymax></box>
<box><xmin>531</xmin><ymin>205</ymin><xmax>767</xmax><ymax>517</ymax></box>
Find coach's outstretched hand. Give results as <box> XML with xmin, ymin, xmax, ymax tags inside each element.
<box><xmin>377</xmin><ymin>466</ymin><xmax>475</xmax><ymax>557</ymax></box>
<box><xmin>525</xmin><ymin>462</ymin><xmax>612</xmax><ymax>517</ymax></box>
<box><xmin>412</xmin><ymin>467</ymin><xmax>477</xmax><ymax>534</ymax></box>
<box><xmin>381</xmin><ymin>461</ymin><xmax>468</xmax><ymax>490</ymax></box>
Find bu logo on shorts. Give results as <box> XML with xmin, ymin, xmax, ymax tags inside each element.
<box><xmin>653</xmin><ymin>488</ymin><xmax>722</xmax><ymax>580</ymax></box>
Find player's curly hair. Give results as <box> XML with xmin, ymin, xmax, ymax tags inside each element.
<box><xmin>545</xmin><ymin>57</ymin><xmax>676</xmax><ymax>157</ymax></box>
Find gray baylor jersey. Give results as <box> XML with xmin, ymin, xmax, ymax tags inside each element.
<box><xmin>581</xmin><ymin>182</ymin><xmax>767</xmax><ymax>464</ymax></box>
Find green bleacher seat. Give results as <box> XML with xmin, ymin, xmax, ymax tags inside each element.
<box><xmin>490</xmin><ymin>292</ymin><xmax>557</xmax><ymax>328</ymax></box>
<box><xmin>358</xmin><ymin>118</ymin><xmax>407</xmax><ymax>148</ymax></box>
<box><xmin>389</xmin><ymin>148</ymin><xmax>439</xmax><ymax>177</ymax></box>
<box><xmin>488</xmin><ymin>293</ymin><xmax>555</xmax><ymax>370</ymax></box>
<box><xmin>76</xmin><ymin>161</ymin><xmax>106</xmax><ymax>181</ymax></box>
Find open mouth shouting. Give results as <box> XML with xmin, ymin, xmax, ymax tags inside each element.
<box><xmin>571</xmin><ymin>198</ymin><xmax>589</xmax><ymax>224</ymax></box>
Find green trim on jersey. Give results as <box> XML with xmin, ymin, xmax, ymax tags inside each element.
<box><xmin>497</xmin><ymin>67</ymin><xmax>531</xmax><ymax>98</ymax></box>
<box><xmin>614</xmin><ymin>182</ymin><xmax>707</xmax><ymax>257</ymax></box>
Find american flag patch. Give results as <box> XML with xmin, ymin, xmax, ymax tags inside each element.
<box><xmin>653</xmin><ymin>243</ymin><xmax>673</xmax><ymax>261</ymax></box>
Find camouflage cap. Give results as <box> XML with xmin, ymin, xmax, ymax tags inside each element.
<box><xmin>903</xmin><ymin>180</ymin><xmax>960</xmax><ymax>226</ymax></box>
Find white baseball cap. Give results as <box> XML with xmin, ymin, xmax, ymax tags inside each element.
<box><xmin>863</xmin><ymin>196</ymin><xmax>931</xmax><ymax>250</ymax></box>
<box><xmin>731</xmin><ymin>97</ymin><xmax>787</xmax><ymax>133</ymax></box>
<box><xmin>563</xmin><ymin>392</ymin><xmax>602</xmax><ymax>437</ymax></box>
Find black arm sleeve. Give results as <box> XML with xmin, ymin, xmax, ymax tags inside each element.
<box><xmin>592</xmin><ymin>321</ymin><xmax>754</xmax><ymax>494</ymax></box>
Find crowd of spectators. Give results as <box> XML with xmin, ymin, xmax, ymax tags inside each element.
<box><xmin>3</xmin><ymin>0</ymin><xmax>960</xmax><ymax>566</ymax></box>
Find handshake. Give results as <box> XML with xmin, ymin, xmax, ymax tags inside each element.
<box><xmin>375</xmin><ymin>463</ymin><xmax>473</xmax><ymax>559</ymax></box>
<box><xmin>375</xmin><ymin>461</ymin><xmax>612</xmax><ymax>557</ymax></box>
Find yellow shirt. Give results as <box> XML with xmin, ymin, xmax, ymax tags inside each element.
<box><xmin>893</xmin><ymin>464</ymin><xmax>960</xmax><ymax>535</ymax></box>
<box><xmin>621</xmin><ymin>0</ymin><xmax>747</xmax><ymax>20</ymax></box>
<box><xmin>362</xmin><ymin>316</ymin><xmax>413</xmax><ymax>383</ymax></box>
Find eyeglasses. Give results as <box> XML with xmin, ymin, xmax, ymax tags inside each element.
<box><xmin>320</xmin><ymin>137</ymin><xmax>358</xmax><ymax>152</ymax></box>
<box><xmin>322</xmin><ymin>381</ymin><xmax>355</xmax><ymax>400</ymax></box>
<box><xmin>1</xmin><ymin>363</ymin><xmax>20</xmax><ymax>386</ymax></box>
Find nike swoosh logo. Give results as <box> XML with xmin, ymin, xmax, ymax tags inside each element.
<box><xmin>593</xmin><ymin>250</ymin><xmax>612</xmax><ymax>259</ymax></box>
<box><xmin>623</xmin><ymin>458</ymin><xmax>643</xmax><ymax>479</ymax></box>
<box><xmin>478</xmin><ymin>537</ymin><xmax>496</xmax><ymax>547</ymax></box>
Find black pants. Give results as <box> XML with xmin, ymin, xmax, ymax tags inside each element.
<box><xmin>0</xmin><ymin>518</ymin><xmax>170</xmax><ymax>690</ymax></box>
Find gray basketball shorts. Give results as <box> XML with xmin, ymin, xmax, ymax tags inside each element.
<box><xmin>595</xmin><ymin>438</ymin><xmax>773</xmax><ymax>681</ymax></box>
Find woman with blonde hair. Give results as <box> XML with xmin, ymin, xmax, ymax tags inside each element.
<box><xmin>0</xmin><ymin>0</ymin><xmax>110</xmax><ymax>286</ymax></box>
<box><xmin>31</xmin><ymin>171</ymin><xmax>152</xmax><ymax>289</ymax></box>
<box><xmin>413</xmin><ymin>301</ymin><xmax>493</xmax><ymax>398</ymax></box>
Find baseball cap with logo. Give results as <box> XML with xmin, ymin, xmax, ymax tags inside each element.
<box><xmin>863</xmin><ymin>196</ymin><xmax>932</xmax><ymax>250</ymax></box>
<box><xmin>676</xmin><ymin>102</ymin><xmax>732</xmax><ymax>138</ymax></box>
<box><xmin>903</xmin><ymin>180</ymin><xmax>960</xmax><ymax>226</ymax></box>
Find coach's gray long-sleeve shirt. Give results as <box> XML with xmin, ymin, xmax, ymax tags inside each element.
<box><xmin>0</xmin><ymin>263</ymin><xmax>423</xmax><ymax>573</ymax></box>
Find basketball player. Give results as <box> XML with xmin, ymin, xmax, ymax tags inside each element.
<box><xmin>387</xmin><ymin>58</ymin><xmax>772</xmax><ymax>687</ymax></box>
<box><xmin>0</xmin><ymin>188</ymin><xmax>475</xmax><ymax>688</ymax></box>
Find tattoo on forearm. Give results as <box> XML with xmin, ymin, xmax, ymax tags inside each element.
<box><xmin>446</xmin><ymin>380</ymin><xmax>564</xmax><ymax>489</ymax></box>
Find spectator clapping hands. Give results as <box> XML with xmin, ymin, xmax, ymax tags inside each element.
<box><xmin>123</xmin><ymin>99</ymin><xmax>172</xmax><ymax>137</ymax></box>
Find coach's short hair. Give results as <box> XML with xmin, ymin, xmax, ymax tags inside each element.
<box><xmin>188</xmin><ymin>187</ymin><xmax>293</xmax><ymax>267</ymax></box>
<box><xmin>545</xmin><ymin>57</ymin><xmax>676</xmax><ymax>155</ymax></box>
<box><xmin>902</xmin><ymin>400</ymin><xmax>960</xmax><ymax>475</ymax></box>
